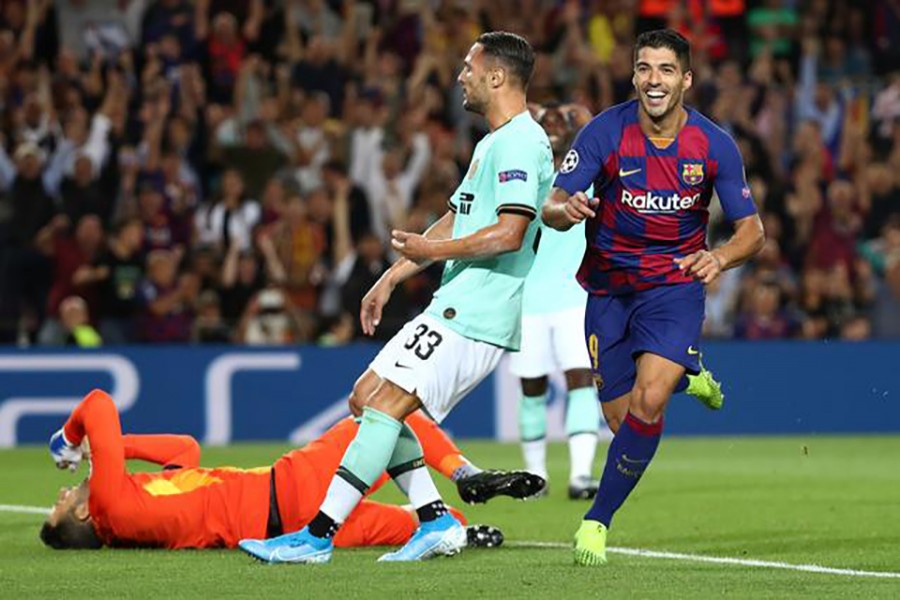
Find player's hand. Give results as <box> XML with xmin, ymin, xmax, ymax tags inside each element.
<box><xmin>562</xmin><ymin>191</ymin><xmax>599</xmax><ymax>225</ymax></box>
<box><xmin>49</xmin><ymin>428</ymin><xmax>84</xmax><ymax>472</ymax></box>
<box><xmin>675</xmin><ymin>250</ymin><xmax>724</xmax><ymax>284</ymax></box>
<box><xmin>391</xmin><ymin>230</ymin><xmax>432</xmax><ymax>262</ymax></box>
<box><xmin>360</xmin><ymin>277</ymin><xmax>395</xmax><ymax>336</ymax></box>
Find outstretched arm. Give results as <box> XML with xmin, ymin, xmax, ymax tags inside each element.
<box><xmin>123</xmin><ymin>434</ymin><xmax>201</xmax><ymax>469</ymax></box>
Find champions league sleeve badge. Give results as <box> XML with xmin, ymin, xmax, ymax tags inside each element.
<box><xmin>560</xmin><ymin>149</ymin><xmax>580</xmax><ymax>174</ymax></box>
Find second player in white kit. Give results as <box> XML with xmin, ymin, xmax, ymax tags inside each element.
<box><xmin>509</xmin><ymin>104</ymin><xmax>601</xmax><ymax>500</ymax></box>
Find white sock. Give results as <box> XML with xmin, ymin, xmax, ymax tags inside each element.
<box><xmin>393</xmin><ymin>466</ymin><xmax>442</xmax><ymax>510</ymax></box>
<box><xmin>319</xmin><ymin>475</ymin><xmax>364</xmax><ymax>524</ymax></box>
<box><xmin>568</xmin><ymin>432</ymin><xmax>598</xmax><ymax>482</ymax></box>
<box><xmin>522</xmin><ymin>439</ymin><xmax>548</xmax><ymax>480</ymax></box>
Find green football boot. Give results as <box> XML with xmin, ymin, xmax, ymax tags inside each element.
<box><xmin>573</xmin><ymin>519</ymin><xmax>608</xmax><ymax>566</ymax></box>
<box><xmin>685</xmin><ymin>361</ymin><xmax>724</xmax><ymax>411</ymax></box>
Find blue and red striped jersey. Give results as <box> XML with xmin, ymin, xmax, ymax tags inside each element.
<box><xmin>554</xmin><ymin>100</ymin><xmax>757</xmax><ymax>296</ymax></box>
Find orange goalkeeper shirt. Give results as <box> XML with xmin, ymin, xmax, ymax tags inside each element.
<box><xmin>62</xmin><ymin>389</ymin><xmax>468</xmax><ymax>549</ymax></box>
<box><xmin>63</xmin><ymin>390</ymin><xmax>271</xmax><ymax>549</ymax></box>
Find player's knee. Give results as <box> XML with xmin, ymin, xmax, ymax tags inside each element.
<box><xmin>521</xmin><ymin>376</ymin><xmax>548</xmax><ymax>397</ymax></box>
<box><xmin>349</xmin><ymin>371</ymin><xmax>380</xmax><ymax>416</ymax></box>
<box><xmin>367</xmin><ymin>384</ymin><xmax>420</xmax><ymax>421</ymax></box>
<box><xmin>630</xmin><ymin>383</ymin><xmax>669</xmax><ymax>422</ymax></box>
<box><xmin>348</xmin><ymin>390</ymin><xmax>365</xmax><ymax>416</ymax></box>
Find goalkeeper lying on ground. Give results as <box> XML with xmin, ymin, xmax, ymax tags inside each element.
<box><xmin>41</xmin><ymin>389</ymin><xmax>541</xmax><ymax>550</ymax></box>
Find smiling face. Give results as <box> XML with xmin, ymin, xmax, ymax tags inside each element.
<box><xmin>457</xmin><ymin>43</ymin><xmax>490</xmax><ymax>115</ymax></box>
<box><xmin>632</xmin><ymin>46</ymin><xmax>692</xmax><ymax>122</ymax></box>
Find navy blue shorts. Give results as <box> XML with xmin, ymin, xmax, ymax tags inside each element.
<box><xmin>584</xmin><ymin>282</ymin><xmax>705</xmax><ymax>402</ymax></box>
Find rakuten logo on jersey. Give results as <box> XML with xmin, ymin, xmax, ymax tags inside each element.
<box><xmin>621</xmin><ymin>190</ymin><xmax>701</xmax><ymax>214</ymax></box>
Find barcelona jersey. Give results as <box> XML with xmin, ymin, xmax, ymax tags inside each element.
<box><xmin>553</xmin><ymin>100</ymin><xmax>757</xmax><ymax>296</ymax></box>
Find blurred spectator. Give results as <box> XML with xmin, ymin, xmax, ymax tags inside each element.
<box><xmin>322</xmin><ymin>159</ymin><xmax>371</xmax><ymax>244</ymax></box>
<box><xmin>747</xmin><ymin>0</ymin><xmax>797</xmax><ymax>59</ymax></box>
<box><xmin>194</xmin><ymin>168</ymin><xmax>260</xmax><ymax>252</ymax></box>
<box><xmin>202</xmin><ymin>12</ymin><xmax>245</xmax><ymax>104</ymax></box>
<box><xmin>236</xmin><ymin>287</ymin><xmax>308</xmax><ymax>345</ymax></box>
<box><xmin>860</xmin><ymin>216</ymin><xmax>900</xmax><ymax>275</ymax></box>
<box><xmin>734</xmin><ymin>278</ymin><xmax>801</xmax><ymax>340</ymax></box>
<box><xmin>805</xmin><ymin>180</ymin><xmax>861</xmax><ymax>277</ymax></box>
<box><xmin>334</xmin><ymin>231</ymin><xmax>412</xmax><ymax>343</ymax></box>
<box><xmin>93</xmin><ymin>218</ymin><xmax>145</xmax><ymax>345</ymax></box>
<box><xmin>267</xmin><ymin>192</ymin><xmax>325</xmax><ymax>312</ymax></box>
<box><xmin>861</xmin><ymin>165</ymin><xmax>900</xmax><ymax>240</ymax></box>
<box><xmin>60</xmin><ymin>295</ymin><xmax>102</xmax><ymax>348</ymax></box>
<box><xmin>219</xmin><ymin>244</ymin><xmax>266</xmax><ymax>327</ymax></box>
<box><xmin>56</xmin><ymin>0</ymin><xmax>138</xmax><ymax>62</ymax></box>
<box><xmin>140</xmin><ymin>0</ymin><xmax>193</xmax><ymax>50</ymax></box>
<box><xmin>357</xmin><ymin>130</ymin><xmax>431</xmax><ymax>243</ymax></box>
<box><xmin>871</xmin><ymin>253</ymin><xmax>900</xmax><ymax>338</ymax></box>
<box><xmin>37</xmin><ymin>214</ymin><xmax>105</xmax><ymax>345</ymax></box>
<box><xmin>137</xmin><ymin>181</ymin><xmax>190</xmax><ymax>253</ymax></box>
<box><xmin>217</xmin><ymin>116</ymin><xmax>289</xmax><ymax>200</ymax></box>
<box><xmin>795</xmin><ymin>37</ymin><xmax>845</xmax><ymax>156</ymax></box>
<box><xmin>871</xmin><ymin>72</ymin><xmax>900</xmax><ymax>146</ymax></box>
<box><xmin>136</xmin><ymin>249</ymin><xmax>193</xmax><ymax>342</ymax></box>
<box><xmin>289</xmin><ymin>91</ymin><xmax>332</xmax><ymax>194</ymax></box>
<box><xmin>192</xmin><ymin>289</ymin><xmax>231</xmax><ymax>343</ymax></box>
<box><xmin>703</xmin><ymin>267</ymin><xmax>743</xmax><ymax>338</ymax></box>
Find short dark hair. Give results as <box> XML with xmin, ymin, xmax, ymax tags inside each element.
<box><xmin>634</xmin><ymin>29</ymin><xmax>692</xmax><ymax>72</ymax></box>
<box><xmin>476</xmin><ymin>31</ymin><xmax>535</xmax><ymax>88</ymax></box>
<box><xmin>39</xmin><ymin>519</ymin><xmax>101</xmax><ymax>550</ymax></box>
<box><xmin>39</xmin><ymin>481</ymin><xmax>103</xmax><ymax>550</ymax></box>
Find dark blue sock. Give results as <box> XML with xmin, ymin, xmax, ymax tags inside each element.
<box><xmin>584</xmin><ymin>412</ymin><xmax>663</xmax><ymax>527</ymax></box>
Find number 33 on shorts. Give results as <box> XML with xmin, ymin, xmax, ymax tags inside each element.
<box><xmin>403</xmin><ymin>324</ymin><xmax>444</xmax><ymax>361</ymax></box>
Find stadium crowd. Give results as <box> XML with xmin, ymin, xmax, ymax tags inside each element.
<box><xmin>0</xmin><ymin>0</ymin><xmax>898</xmax><ymax>346</ymax></box>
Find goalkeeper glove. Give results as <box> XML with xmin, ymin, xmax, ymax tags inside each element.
<box><xmin>49</xmin><ymin>429</ymin><xmax>84</xmax><ymax>472</ymax></box>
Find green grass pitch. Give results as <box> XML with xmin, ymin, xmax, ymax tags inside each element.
<box><xmin>2</xmin><ymin>437</ymin><xmax>899</xmax><ymax>599</ymax></box>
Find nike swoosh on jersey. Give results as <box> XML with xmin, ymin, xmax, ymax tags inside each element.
<box><xmin>395</xmin><ymin>361</ymin><xmax>412</xmax><ymax>369</ymax></box>
<box><xmin>618</xmin><ymin>168</ymin><xmax>642</xmax><ymax>177</ymax></box>
<box><xmin>687</xmin><ymin>346</ymin><xmax>700</xmax><ymax>355</ymax></box>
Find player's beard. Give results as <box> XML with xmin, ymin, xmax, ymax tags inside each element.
<box><xmin>640</xmin><ymin>85</ymin><xmax>684</xmax><ymax>122</ymax></box>
<box><xmin>462</xmin><ymin>81</ymin><xmax>487</xmax><ymax>115</ymax></box>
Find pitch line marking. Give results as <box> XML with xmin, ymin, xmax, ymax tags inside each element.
<box><xmin>0</xmin><ymin>504</ymin><xmax>50</xmax><ymax>515</ymax></box>
<box><xmin>2</xmin><ymin>505</ymin><xmax>897</xmax><ymax>579</ymax></box>
<box><xmin>510</xmin><ymin>541</ymin><xmax>900</xmax><ymax>579</ymax></box>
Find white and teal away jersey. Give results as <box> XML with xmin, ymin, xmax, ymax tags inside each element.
<box><xmin>425</xmin><ymin>111</ymin><xmax>554</xmax><ymax>350</ymax></box>
<box><xmin>521</xmin><ymin>184</ymin><xmax>594</xmax><ymax>315</ymax></box>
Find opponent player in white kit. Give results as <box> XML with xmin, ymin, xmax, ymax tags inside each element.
<box><xmin>239</xmin><ymin>31</ymin><xmax>555</xmax><ymax>564</ymax></box>
<box><xmin>510</xmin><ymin>103</ymin><xmax>603</xmax><ymax>500</ymax></box>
